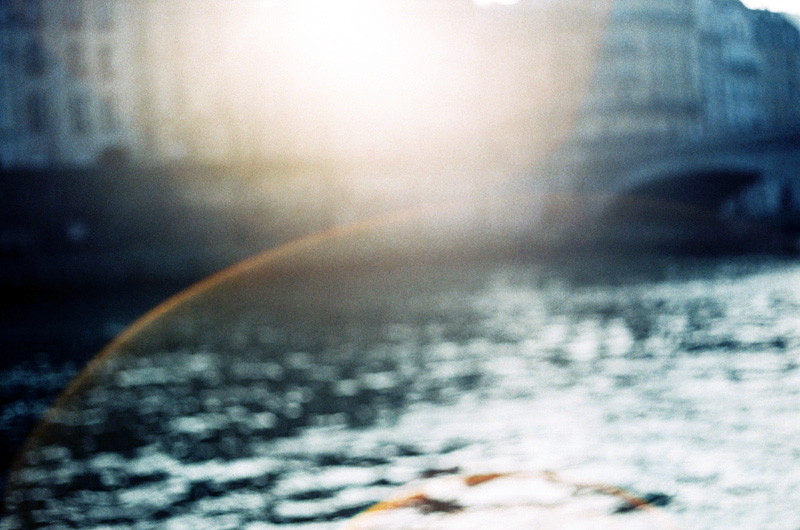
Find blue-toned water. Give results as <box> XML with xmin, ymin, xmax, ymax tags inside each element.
<box><xmin>4</xmin><ymin>255</ymin><xmax>800</xmax><ymax>530</ymax></box>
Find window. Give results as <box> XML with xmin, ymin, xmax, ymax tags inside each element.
<box><xmin>100</xmin><ymin>96</ymin><xmax>119</xmax><ymax>132</ymax></box>
<box><xmin>24</xmin><ymin>39</ymin><xmax>45</xmax><ymax>76</ymax></box>
<box><xmin>69</xmin><ymin>95</ymin><xmax>91</xmax><ymax>134</ymax></box>
<box><xmin>65</xmin><ymin>42</ymin><xmax>85</xmax><ymax>78</ymax></box>
<box><xmin>26</xmin><ymin>92</ymin><xmax>47</xmax><ymax>133</ymax></box>
<box><xmin>96</xmin><ymin>2</ymin><xmax>113</xmax><ymax>30</ymax></box>
<box><xmin>8</xmin><ymin>0</ymin><xmax>42</xmax><ymax>28</ymax></box>
<box><xmin>98</xmin><ymin>45</ymin><xmax>113</xmax><ymax>79</ymax></box>
<box><xmin>24</xmin><ymin>0</ymin><xmax>42</xmax><ymax>28</ymax></box>
<box><xmin>65</xmin><ymin>0</ymin><xmax>84</xmax><ymax>30</ymax></box>
<box><xmin>3</xmin><ymin>45</ymin><xmax>13</xmax><ymax>66</ymax></box>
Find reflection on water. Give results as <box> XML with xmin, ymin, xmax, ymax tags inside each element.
<box><xmin>4</xmin><ymin>255</ymin><xmax>800</xmax><ymax>530</ymax></box>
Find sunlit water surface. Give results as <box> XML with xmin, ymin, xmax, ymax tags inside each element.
<box><xmin>4</xmin><ymin>256</ymin><xmax>800</xmax><ymax>530</ymax></box>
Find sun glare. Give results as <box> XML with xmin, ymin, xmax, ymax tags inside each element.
<box><xmin>473</xmin><ymin>0</ymin><xmax>520</xmax><ymax>6</ymax></box>
<box><xmin>171</xmin><ymin>0</ymin><xmax>603</xmax><ymax>170</ymax></box>
<box><xmin>283</xmin><ymin>1</ymin><xmax>413</xmax><ymax>87</ymax></box>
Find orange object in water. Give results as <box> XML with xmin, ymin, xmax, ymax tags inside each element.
<box><xmin>343</xmin><ymin>471</ymin><xmax>679</xmax><ymax>530</ymax></box>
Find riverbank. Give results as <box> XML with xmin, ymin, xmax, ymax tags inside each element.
<box><xmin>3</xmin><ymin>163</ymin><xmax>799</xmax><ymax>289</ymax></box>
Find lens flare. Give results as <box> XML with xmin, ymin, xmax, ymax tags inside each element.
<box><xmin>283</xmin><ymin>1</ymin><xmax>411</xmax><ymax>86</ymax></box>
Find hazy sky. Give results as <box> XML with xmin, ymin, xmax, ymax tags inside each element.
<box><xmin>474</xmin><ymin>0</ymin><xmax>800</xmax><ymax>15</ymax></box>
<box><xmin>740</xmin><ymin>0</ymin><xmax>800</xmax><ymax>15</ymax></box>
<box><xmin>472</xmin><ymin>0</ymin><xmax>800</xmax><ymax>14</ymax></box>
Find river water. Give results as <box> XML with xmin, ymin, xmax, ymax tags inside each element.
<box><xmin>4</xmin><ymin>253</ymin><xmax>800</xmax><ymax>530</ymax></box>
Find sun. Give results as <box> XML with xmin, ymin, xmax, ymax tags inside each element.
<box><xmin>281</xmin><ymin>1</ymin><xmax>416</xmax><ymax>87</ymax></box>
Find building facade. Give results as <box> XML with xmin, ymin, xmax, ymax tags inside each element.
<box><xmin>1</xmin><ymin>0</ymin><xmax>799</xmax><ymax>169</ymax></box>
<box><xmin>697</xmin><ymin>0</ymin><xmax>764</xmax><ymax>135</ymax></box>
<box><xmin>576</xmin><ymin>0</ymin><xmax>704</xmax><ymax>143</ymax></box>
<box><xmin>752</xmin><ymin>8</ymin><xmax>800</xmax><ymax>132</ymax></box>
<box><xmin>574</xmin><ymin>0</ymin><xmax>799</xmax><ymax>145</ymax></box>
<box><xmin>0</xmin><ymin>0</ymin><xmax>146</xmax><ymax>168</ymax></box>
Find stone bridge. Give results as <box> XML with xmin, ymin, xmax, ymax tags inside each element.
<box><xmin>527</xmin><ymin>130</ymin><xmax>800</xmax><ymax>247</ymax></box>
<box><xmin>547</xmin><ymin>130</ymin><xmax>800</xmax><ymax>214</ymax></box>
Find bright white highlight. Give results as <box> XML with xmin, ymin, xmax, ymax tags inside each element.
<box><xmin>283</xmin><ymin>1</ymin><xmax>411</xmax><ymax>86</ymax></box>
<box><xmin>741</xmin><ymin>0</ymin><xmax>800</xmax><ymax>15</ymax></box>
<box><xmin>473</xmin><ymin>0</ymin><xmax>520</xmax><ymax>6</ymax></box>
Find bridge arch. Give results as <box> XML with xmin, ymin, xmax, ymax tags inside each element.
<box><xmin>610</xmin><ymin>154</ymin><xmax>763</xmax><ymax>208</ymax></box>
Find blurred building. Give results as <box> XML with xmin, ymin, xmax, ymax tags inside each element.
<box><xmin>576</xmin><ymin>0</ymin><xmax>704</xmax><ymax>143</ymax></box>
<box><xmin>576</xmin><ymin>0</ymin><xmax>800</xmax><ymax>145</ymax></box>
<box><xmin>0</xmin><ymin>0</ymin><xmax>605</xmax><ymax>170</ymax></box>
<box><xmin>0</xmin><ymin>0</ymin><xmax>145</xmax><ymax>168</ymax></box>
<box><xmin>752</xmin><ymin>8</ymin><xmax>800</xmax><ymax>132</ymax></box>
<box><xmin>696</xmin><ymin>0</ymin><xmax>764</xmax><ymax>135</ymax></box>
<box><xmin>0</xmin><ymin>0</ymin><xmax>799</xmax><ymax>169</ymax></box>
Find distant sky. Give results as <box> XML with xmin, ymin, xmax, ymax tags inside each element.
<box><xmin>472</xmin><ymin>0</ymin><xmax>800</xmax><ymax>15</ymax></box>
<box><xmin>740</xmin><ymin>1</ymin><xmax>800</xmax><ymax>15</ymax></box>
<box><xmin>472</xmin><ymin>0</ymin><xmax>800</xmax><ymax>14</ymax></box>
<box><xmin>471</xmin><ymin>0</ymin><xmax>519</xmax><ymax>6</ymax></box>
